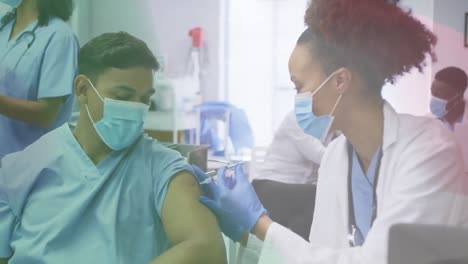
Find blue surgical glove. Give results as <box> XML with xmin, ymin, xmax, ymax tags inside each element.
<box><xmin>192</xmin><ymin>165</ymin><xmax>245</xmax><ymax>241</ymax></box>
<box><xmin>192</xmin><ymin>164</ymin><xmax>268</xmax><ymax>241</ymax></box>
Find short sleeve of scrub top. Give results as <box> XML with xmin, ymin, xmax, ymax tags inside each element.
<box><xmin>149</xmin><ymin>141</ymin><xmax>194</xmax><ymax>216</ymax></box>
<box><xmin>37</xmin><ymin>27</ymin><xmax>78</xmax><ymax>100</ymax></box>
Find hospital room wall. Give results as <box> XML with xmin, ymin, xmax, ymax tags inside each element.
<box><xmin>383</xmin><ymin>0</ymin><xmax>468</xmax><ymax>116</ymax></box>
<box><xmin>433</xmin><ymin>0</ymin><xmax>468</xmax><ymax>100</ymax></box>
<box><xmin>381</xmin><ymin>0</ymin><xmax>434</xmax><ymax>116</ymax></box>
<box><xmin>75</xmin><ymin>0</ymin><xmax>226</xmax><ymax>102</ymax></box>
<box><xmin>69</xmin><ymin>0</ymin><xmax>90</xmax><ymax>45</ymax></box>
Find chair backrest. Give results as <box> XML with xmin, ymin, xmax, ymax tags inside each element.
<box><xmin>388</xmin><ymin>224</ymin><xmax>468</xmax><ymax>264</ymax></box>
<box><xmin>164</xmin><ymin>143</ymin><xmax>209</xmax><ymax>171</ymax></box>
<box><xmin>252</xmin><ymin>179</ymin><xmax>316</xmax><ymax>241</ymax></box>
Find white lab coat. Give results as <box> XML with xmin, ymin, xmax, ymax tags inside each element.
<box><xmin>454</xmin><ymin>123</ymin><xmax>468</xmax><ymax>174</ymax></box>
<box><xmin>255</xmin><ymin>111</ymin><xmax>325</xmax><ymax>184</ymax></box>
<box><xmin>453</xmin><ymin>110</ymin><xmax>468</xmax><ymax>174</ymax></box>
<box><xmin>428</xmin><ymin>101</ymin><xmax>468</xmax><ymax>174</ymax></box>
<box><xmin>238</xmin><ymin>102</ymin><xmax>468</xmax><ymax>264</ymax></box>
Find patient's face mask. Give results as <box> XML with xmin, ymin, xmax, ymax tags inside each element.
<box><xmin>85</xmin><ymin>79</ymin><xmax>149</xmax><ymax>150</ymax></box>
<box><xmin>294</xmin><ymin>71</ymin><xmax>342</xmax><ymax>143</ymax></box>
<box><xmin>0</xmin><ymin>0</ymin><xmax>22</xmax><ymax>8</ymax></box>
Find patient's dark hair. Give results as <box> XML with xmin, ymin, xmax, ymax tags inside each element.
<box><xmin>0</xmin><ymin>0</ymin><xmax>74</xmax><ymax>31</ymax></box>
<box><xmin>78</xmin><ymin>32</ymin><xmax>159</xmax><ymax>81</ymax></box>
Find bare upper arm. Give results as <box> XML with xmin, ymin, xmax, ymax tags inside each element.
<box><xmin>161</xmin><ymin>172</ymin><xmax>224</xmax><ymax>243</ymax></box>
<box><xmin>161</xmin><ymin>171</ymin><xmax>225</xmax><ymax>250</ymax></box>
<box><xmin>0</xmin><ymin>258</ymin><xmax>9</xmax><ymax>264</ymax></box>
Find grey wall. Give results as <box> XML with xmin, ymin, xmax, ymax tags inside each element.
<box><xmin>433</xmin><ymin>0</ymin><xmax>468</xmax><ymax>76</ymax></box>
<box><xmin>382</xmin><ymin>0</ymin><xmax>435</xmax><ymax>115</ymax></box>
<box><xmin>86</xmin><ymin>0</ymin><xmax>161</xmax><ymax>57</ymax></box>
<box><xmin>81</xmin><ymin>0</ymin><xmax>224</xmax><ymax>101</ymax></box>
<box><xmin>382</xmin><ymin>0</ymin><xmax>468</xmax><ymax>115</ymax></box>
<box><xmin>70</xmin><ymin>0</ymin><xmax>90</xmax><ymax>45</ymax></box>
<box><xmin>149</xmin><ymin>0</ymin><xmax>225</xmax><ymax>101</ymax></box>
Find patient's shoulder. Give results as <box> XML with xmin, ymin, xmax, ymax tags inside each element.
<box><xmin>138</xmin><ymin>135</ymin><xmax>193</xmax><ymax>180</ymax></box>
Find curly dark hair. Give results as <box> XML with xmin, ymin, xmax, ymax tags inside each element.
<box><xmin>298</xmin><ymin>0</ymin><xmax>437</xmax><ymax>90</ymax></box>
<box><xmin>0</xmin><ymin>0</ymin><xmax>74</xmax><ymax>31</ymax></box>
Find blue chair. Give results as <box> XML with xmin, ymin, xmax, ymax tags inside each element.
<box><xmin>195</xmin><ymin>102</ymin><xmax>254</xmax><ymax>157</ymax></box>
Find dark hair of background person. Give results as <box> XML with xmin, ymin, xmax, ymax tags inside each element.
<box><xmin>297</xmin><ymin>0</ymin><xmax>437</xmax><ymax>95</ymax></box>
<box><xmin>435</xmin><ymin>67</ymin><xmax>468</xmax><ymax>94</ymax></box>
<box><xmin>78</xmin><ymin>32</ymin><xmax>160</xmax><ymax>82</ymax></box>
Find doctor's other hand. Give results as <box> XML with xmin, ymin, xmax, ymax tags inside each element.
<box><xmin>192</xmin><ymin>164</ymin><xmax>268</xmax><ymax>242</ymax></box>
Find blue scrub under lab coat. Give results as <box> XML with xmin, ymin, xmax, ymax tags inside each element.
<box><xmin>0</xmin><ymin>124</ymin><xmax>193</xmax><ymax>263</ymax></box>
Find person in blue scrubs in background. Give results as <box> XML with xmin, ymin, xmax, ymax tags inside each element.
<box><xmin>0</xmin><ymin>32</ymin><xmax>226</xmax><ymax>264</ymax></box>
<box><xmin>0</xmin><ymin>0</ymin><xmax>78</xmax><ymax>156</ymax></box>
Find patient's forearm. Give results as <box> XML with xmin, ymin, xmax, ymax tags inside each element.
<box><xmin>149</xmin><ymin>239</ymin><xmax>226</xmax><ymax>264</ymax></box>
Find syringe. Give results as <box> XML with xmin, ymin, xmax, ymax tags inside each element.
<box><xmin>200</xmin><ymin>161</ymin><xmax>245</xmax><ymax>185</ymax></box>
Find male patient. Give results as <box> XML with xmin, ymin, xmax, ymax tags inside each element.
<box><xmin>0</xmin><ymin>32</ymin><xmax>226</xmax><ymax>264</ymax></box>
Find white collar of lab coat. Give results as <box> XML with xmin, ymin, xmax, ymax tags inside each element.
<box><xmin>382</xmin><ymin>101</ymin><xmax>399</xmax><ymax>151</ymax></box>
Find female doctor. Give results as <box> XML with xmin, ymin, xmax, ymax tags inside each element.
<box><xmin>193</xmin><ymin>0</ymin><xmax>468</xmax><ymax>263</ymax></box>
<box><xmin>0</xmin><ymin>0</ymin><xmax>78</xmax><ymax>156</ymax></box>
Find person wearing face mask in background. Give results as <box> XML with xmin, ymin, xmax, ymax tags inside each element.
<box><xmin>430</xmin><ymin>67</ymin><xmax>468</xmax><ymax>176</ymax></box>
<box><xmin>0</xmin><ymin>32</ymin><xmax>227</xmax><ymax>264</ymax></box>
<box><xmin>0</xmin><ymin>0</ymin><xmax>78</xmax><ymax>157</ymax></box>
<box><xmin>192</xmin><ymin>0</ymin><xmax>468</xmax><ymax>263</ymax></box>
<box><xmin>430</xmin><ymin>67</ymin><xmax>467</xmax><ymax>130</ymax></box>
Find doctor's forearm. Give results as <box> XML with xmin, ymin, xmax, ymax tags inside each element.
<box><xmin>252</xmin><ymin>215</ymin><xmax>273</xmax><ymax>241</ymax></box>
<box><xmin>0</xmin><ymin>95</ymin><xmax>63</xmax><ymax>127</ymax></box>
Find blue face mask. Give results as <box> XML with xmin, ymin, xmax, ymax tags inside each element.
<box><xmin>85</xmin><ymin>80</ymin><xmax>149</xmax><ymax>150</ymax></box>
<box><xmin>295</xmin><ymin>72</ymin><xmax>342</xmax><ymax>143</ymax></box>
<box><xmin>0</xmin><ymin>0</ymin><xmax>22</xmax><ymax>8</ymax></box>
<box><xmin>430</xmin><ymin>94</ymin><xmax>460</xmax><ymax>118</ymax></box>
<box><xmin>430</xmin><ymin>96</ymin><xmax>448</xmax><ymax>118</ymax></box>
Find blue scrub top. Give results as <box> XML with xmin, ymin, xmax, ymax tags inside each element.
<box><xmin>0</xmin><ymin>124</ymin><xmax>193</xmax><ymax>263</ymax></box>
<box><xmin>0</xmin><ymin>16</ymin><xmax>79</xmax><ymax>156</ymax></box>
<box><xmin>351</xmin><ymin>146</ymin><xmax>381</xmax><ymax>242</ymax></box>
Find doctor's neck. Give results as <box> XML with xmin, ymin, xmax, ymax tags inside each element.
<box><xmin>16</xmin><ymin>0</ymin><xmax>38</xmax><ymax>24</ymax></box>
<box><xmin>73</xmin><ymin>113</ymin><xmax>113</xmax><ymax>165</ymax></box>
<box><xmin>336</xmin><ymin>95</ymin><xmax>384</xmax><ymax>170</ymax></box>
